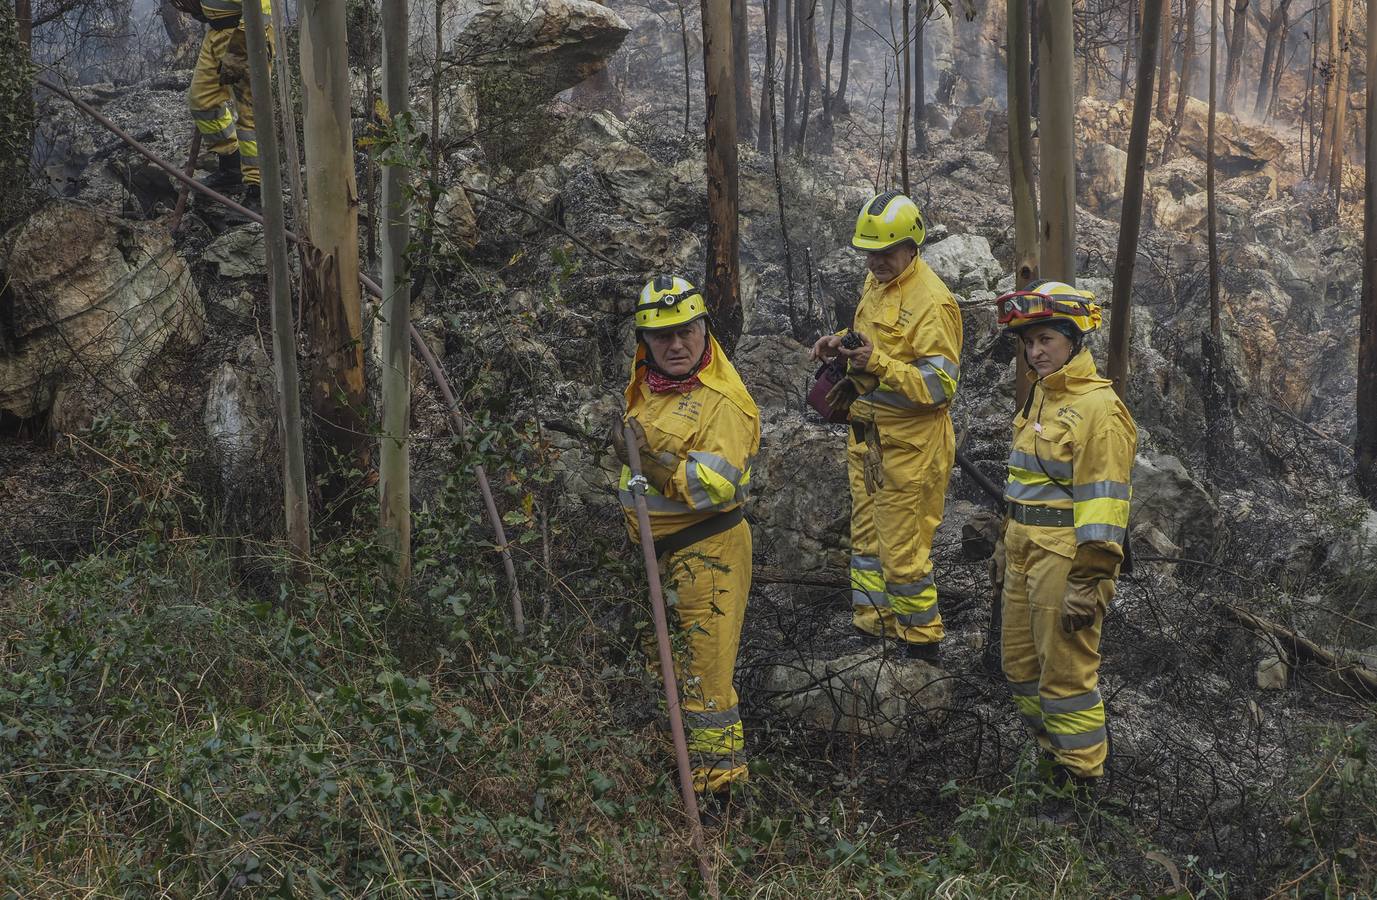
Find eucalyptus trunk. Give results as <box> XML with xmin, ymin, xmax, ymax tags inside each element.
<box><xmin>1156</xmin><ymin>0</ymin><xmax>1173</xmax><ymax>121</ymax></box>
<box><xmin>1357</xmin><ymin>0</ymin><xmax>1377</xmax><ymax>496</ymax></box>
<box><xmin>1038</xmin><ymin>0</ymin><xmax>1075</xmax><ymax>284</ymax></box>
<box><xmin>701</xmin><ymin>0</ymin><xmax>743</xmax><ymax>350</ymax></box>
<box><xmin>1221</xmin><ymin>0</ymin><xmax>1249</xmax><ymax>112</ymax></box>
<box><xmin>1006</xmin><ymin>0</ymin><xmax>1038</xmax><ymax>410</ymax></box>
<box><xmin>759</xmin><ymin>0</ymin><xmax>780</xmax><ymax>152</ymax></box>
<box><xmin>1328</xmin><ymin>0</ymin><xmax>1355</xmax><ymax>198</ymax></box>
<box><xmin>1317</xmin><ymin>0</ymin><xmax>1342</xmax><ymax>185</ymax></box>
<box><xmin>732</xmin><ymin>0</ymin><xmax>755</xmax><ymax>142</ymax></box>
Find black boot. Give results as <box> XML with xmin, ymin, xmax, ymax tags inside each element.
<box><xmin>903</xmin><ymin>640</ymin><xmax>942</xmax><ymax>664</ymax></box>
<box><xmin>223</xmin><ymin>185</ymin><xmax>261</xmax><ymax>225</ymax></box>
<box><xmin>199</xmin><ymin>150</ymin><xmax>243</xmax><ymax>192</ymax></box>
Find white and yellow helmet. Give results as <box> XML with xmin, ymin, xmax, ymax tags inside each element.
<box><xmin>851</xmin><ymin>190</ymin><xmax>926</xmax><ymax>252</ymax></box>
<box><xmin>634</xmin><ymin>275</ymin><xmax>709</xmax><ymax>331</ymax></box>
<box><xmin>996</xmin><ymin>280</ymin><xmax>1103</xmax><ymax>335</ymax></box>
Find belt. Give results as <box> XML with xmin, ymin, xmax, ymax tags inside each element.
<box><xmin>653</xmin><ymin>506</ymin><xmax>745</xmax><ymax>560</ymax></box>
<box><xmin>1008</xmin><ymin>501</ymin><xmax>1074</xmax><ymax>527</ymax></box>
<box><xmin>208</xmin><ymin>13</ymin><xmax>242</xmax><ymax>29</ymax></box>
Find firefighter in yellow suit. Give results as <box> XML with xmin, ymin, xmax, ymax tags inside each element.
<box><xmin>994</xmin><ymin>281</ymin><xmax>1137</xmax><ymax>792</ymax></box>
<box><xmin>611</xmin><ymin>276</ymin><xmax>760</xmax><ymax>794</ymax></box>
<box><xmin>811</xmin><ymin>192</ymin><xmax>962</xmax><ymax>662</ymax></box>
<box><xmin>185</xmin><ymin>0</ymin><xmax>272</xmax><ymax>209</ymax></box>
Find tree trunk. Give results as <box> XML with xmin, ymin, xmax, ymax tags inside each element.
<box><xmin>1163</xmin><ymin>0</ymin><xmax>1196</xmax><ymax>161</ymax></box>
<box><xmin>680</xmin><ymin>3</ymin><xmax>692</xmax><ymax>134</ymax></box>
<box><xmin>1265</xmin><ymin>15</ymin><xmax>1289</xmax><ymax>120</ymax></box>
<box><xmin>913</xmin><ymin>1</ymin><xmax>926</xmax><ymax>155</ymax></box>
<box><xmin>243</xmin><ymin>0</ymin><xmax>310</xmax><ymax>561</ymax></box>
<box><xmin>1030</xmin><ymin>0</ymin><xmax>1041</xmax><ymax>116</ymax></box>
<box><xmin>797</xmin><ymin>0</ymin><xmax>822</xmax><ymax>152</ymax></box>
<box><xmin>783</xmin><ymin>0</ymin><xmax>796</xmax><ymax>150</ymax></box>
<box><xmin>379</xmin><ymin>0</ymin><xmax>411</xmax><ymax>585</ymax></box>
<box><xmin>1221</xmin><ymin>0</ymin><xmax>1249</xmax><ymax>112</ymax></box>
<box><xmin>821</xmin><ymin>0</ymin><xmax>836</xmax><ymax>143</ymax></box>
<box><xmin>1156</xmin><ymin>0</ymin><xmax>1173</xmax><ymax>121</ymax></box>
<box><xmin>1253</xmin><ymin>0</ymin><xmax>1291</xmax><ymax>117</ymax></box>
<box><xmin>835</xmin><ymin>0</ymin><xmax>853</xmax><ymax>111</ymax></box>
<box><xmin>1038</xmin><ymin>0</ymin><xmax>1075</xmax><ymax>284</ymax></box>
<box><xmin>732</xmin><ymin>0</ymin><xmax>755</xmax><ymax>143</ymax></box>
<box><xmin>1108</xmin><ymin>0</ymin><xmax>1165</xmax><ymax>399</ymax></box>
<box><xmin>1317</xmin><ymin>0</ymin><xmax>1342</xmax><ymax>185</ymax></box>
<box><xmin>900</xmin><ymin>0</ymin><xmax>911</xmax><ymax>193</ymax></box>
<box><xmin>1328</xmin><ymin>0</ymin><xmax>1354</xmax><ymax>198</ymax></box>
<box><xmin>759</xmin><ymin>0</ymin><xmax>780</xmax><ymax>152</ymax></box>
<box><xmin>1120</xmin><ymin>0</ymin><xmax>1138</xmax><ymax>99</ymax></box>
<box><xmin>271</xmin><ymin>0</ymin><xmax>307</xmax><ymax>239</ymax></box>
<box><xmin>702</xmin><ymin>0</ymin><xmax>743</xmax><ymax>351</ymax></box>
<box><xmin>363</xmin><ymin>0</ymin><xmax>377</xmax><ymax>269</ymax></box>
<box><xmin>1208</xmin><ymin>0</ymin><xmax>1220</xmax><ymax>339</ymax></box>
<box><xmin>1007</xmin><ymin>0</ymin><xmax>1039</xmax><ymax>410</ymax></box>
<box><xmin>15</xmin><ymin>0</ymin><xmax>30</xmax><ymax>48</ymax></box>
<box><xmin>300</xmin><ymin>0</ymin><xmax>371</xmax><ymax>523</ymax></box>
<box><xmin>1357</xmin><ymin>0</ymin><xmax>1377</xmax><ymax>496</ymax></box>
<box><xmin>1305</xmin><ymin>0</ymin><xmax>1319</xmax><ymax>174</ymax></box>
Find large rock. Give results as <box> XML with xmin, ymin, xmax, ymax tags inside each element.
<box><xmin>0</xmin><ymin>202</ymin><xmax>204</xmax><ymax>425</ymax></box>
<box><xmin>748</xmin><ymin>418</ymin><xmax>851</xmax><ymax>572</ymax></box>
<box><xmin>921</xmin><ymin>233</ymin><xmax>1001</xmax><ymax>293</ymax></box>
<box><xmin>1078</xmin><ymin>141</ymin><xmax>1133</xmax><ymax>219</ymax></box>
<box><xmin>1131</xmin><ymin>450</ymin><xmax>1218</xmax><ymax>557</ymax></box>
<box><xmin>451</xmin><ymin>0</ymin><xmax>630</xmax><ymax>99</ymax></box>
<box><xmin>760</xmin><ymin>648</ymin><xmax>953</xmax><ymax>738</ymax></box>
<box><xmin>204</xmin><ymin>337</ymin><xmax>275</xmax><ymax>503</ymax></box>
<box><xmin>203</xmin><ymin>224</ymin><xmax>267</xmax><ymax>278</ymax></box>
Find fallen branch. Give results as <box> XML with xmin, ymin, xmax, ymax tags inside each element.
<box><xmin>754</xmin><ymin>566</ymin><xmax>976</xmax><ymax>607</ymax></box>
<box><xmin>1218</xmin><ymin>602</ymin><xmax>1377</xmax><ymax>701</ymax></box>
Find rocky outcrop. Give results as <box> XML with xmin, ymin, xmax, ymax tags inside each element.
<box><xmin>921</xmin><ymin>233</ymin><xmax>1002</xmax><ymax>294</ymax></box>
<box><xmin>0</xmin><ymin>202</ymin><xmax>204</xmax><ymax>428</ymax></box>
<box><xmin>451</xmin><ymin>0</ymin><xmax>630</xmax><ymax>99</ymax></box>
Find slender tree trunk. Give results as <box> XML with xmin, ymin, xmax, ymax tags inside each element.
<box><xmin>763</xmin><ymin>0</ymin><xmax>797</xmax><ymax>332</ymax></box>
<box><xmin>1120</xmin><ymin>0</ymin><xmax>1138</xmax><ymax>99</ymax></box>
<box><xmin>244</xmin><ymin>0</ymin><xmax>310</xmax><ymax>562</ymax></box>
<box><xmin>913</xmin><ymin>1</ymin><xmax>926</xmax><ymax>155</ymax></box>
<box><xmin>680</xmin><ymin>3</ymin><xmax>692</xmax><ymax>134</ymax></box>
<box><xmin>1253</xmin><ymin>0</ymin><xmax>1291</xmax><ymax>117</ymax></box>
<box><xmin>900</xmin><ymin>0</ymin><xmax>911</xmax><ymax>193</ymax></box>
<box><xmin>364</xmin><ymin>0</ymin><xmax>377</xmax><ymax>269</ymax></box>
<box><xmin>702</xmin><ymin>0</ymin><xmax>743</xmax><ymax>350</ymax></box>
<box><xmin>271</xmin><ymin>0</ymin><xmax>307</xmax><ymax>238</ymax></box>
<box><xmin>822</xmin><ymin>0</ymin><xmax>836</xmax><ymax>142</ymax></box>
<box><xmin>759</xmin><ymin>0</ymin><xmax>780</xmax><ymax>152</ymax></box>
<box><xmin>379</xmin><ymin>0</ymin><xmax>411</xmax><ymax>585</ymax></box>
<box><xmin>300</xmin><ymin>0</ymin><xmax>371</xmax><ymax>522</ymax></box>
<box><xmin>1163</xmin><ymin>0</ymin><xmax>1196</xmax><ymax>161</ymax></box>
<box><xmin>1305</xmin><ymin>0</ymin><xmax>1319</xmax><ymax>174</ymax></box>
<box><xmin>798</xmin><ymin>0</ymin><xmax>822</xmax><ymax>152</ymax></box>
<box><xmin>1157</xmin><ymin>0</ymin><xmax>1174</xmax><ymax>120</ymax></box>
<box><xmin>835</xmin><ymin>0</ymin><xmax>853</xmax><ymax>111</ymax></box>
<box><xmin>732</xmin><ymin>0</ymin><xmax>755</xmax><ymax>143</ymax></box>
<box><xmin>1328</xmin><ymin>0</ymin><xmax>1354</xmax><ymax>198</ymax></box>
<box><xmin>1357</xmin><ymin>0</ymin><xmax>1377</xmax><ymax>495</ymax></box>
<box><xmin>1317</xmin><ymin>0</ymin><xmax>1341</xmax><ymax>184</ymax></box>
<box><xmin>1007</xmin><ymin>0</ymin><xmax>1039</xmax><ymax>410</ymax></box>
<box><xmin>1108</xmin><ymin>0</ymin><xmax>1165</xmax><ymax>399</ymax></box>
<box><xmin>1222</xmin><ymin>0</ymin><xmax>1250</xmax><ymax>111</ymax></box>
<box><xmin>1265</xmin><ymin>17</ymin><xmax>1289</xmax><ymax>120</ymax></box>
<box><xmin>1038</xmin><ymin>0</ymin><xmax>1075</xmax><ymax>283</ymax></box>
<box><xmin>783</xmin><ymin>0</ymin><xmax>796</xmax><ymax>149</ymax></box>
<box><xmin>15</xmin><ymin>0</ymin><xmax>30</xmax><ymax>49</ymax></box>
<box><xmin>1208</xmin><ymin>0</ymin><xmax>1220</xmax><ymax>339</ymax></box>
<box><xmin>1030</xmin><ymin>0</ymin><xmax>1041</xmax><ymax>116</ymax></box>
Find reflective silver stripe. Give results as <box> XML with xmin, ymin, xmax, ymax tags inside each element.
<box><xmin>1008</xmin><ymin>679</ymin><xmax>1040</xmax><ymax>697</ymax></box>
<box><xmin>684</xmin><ymin>707</ymin><xmax>741</xmax><ymax>729</ymax></box>
<box><xmin>618</xmin><ymin>489</ymin><xmax>693</xmax><ymax>513</ymax></box>
<box><xmin>850</xmin><ymin>555</ymin><xmax>883</xmax><ymax>571</ymax></box>
<box><xmin>685</xmin><ymin>459</ymin><xmax>712</xmax><ymax>509</ymax></box>
<box><xmin>896</xmin><ymin>606</ymin><xmax>939</xmax><ymax>626</ymax></box>
<box><xmin>1040</xmin><ymin>690</ymin><xmax>1103</xmax><ymax>715</ymax></box>
<box><xmin>852</xmin><ymin>589</ymin><xmax>888</xmax><ymax>608</ymax></box>
<box><xmin>1072</xmin><ymin>480</ymin><xmax>1131</xmax><ymax>501</ymax></box>
<box><xmin>918</xmin><ymin>355</ymin><xmax>960</xmax><ymax>381</ymax></box>
<box><xmin>1008</xmin><ymin>450</ymin><xmax>1072</xmax><ymax>480</ymax></box>
<box><xmin>1004</xmin><ymin>481</ymin><xmax>1072</xmax><ymax>503</ymax></box>
<box><xmin>915</xmin><ymin>355</ymin><xmax>959</xmax><ymax>403</ymax></box>
<box><xmin>887</xmin><ymin>573</ymin><xmax>935</xmax><ymax>597</ymax></box>
<box><xmin>860</xmin><ymin>388</ymin><xmax>921</xmax><ymax>410</ymax></box>
<box><xmin>1047</xmin><ymin>727</ymin><xmax>1107</xmax><ymax>750</ymax></box>
<box><xmin>921</xmin><ymin>368</ymin><xmax>949</xmax><ymax>403</ymax></box>
<box><xmin>190</xmin><ymin>105</ymin><xmax>232</xmax><ymax>122</ymax></box>
<box><xmin>687</xmin><ymin>451</ymin><xmax>742</xmax><ymax>484</ymax></box>
<box><xmin>237</xmin><ymin>128</ymin><xmax>258</xmax><ymax>155</ymax></box>
<box><xmin>1075</xmin><ymin>523</ymin><xmax>1127</xmax><ymax>544</ymax></box>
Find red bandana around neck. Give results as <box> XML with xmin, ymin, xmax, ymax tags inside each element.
<box><xmin>645</xmin><ymin>343</ymin><xmax>712</xmax><ymax>394</ymax></box>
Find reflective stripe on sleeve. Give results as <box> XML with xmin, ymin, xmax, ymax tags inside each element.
<box><xmin>686</xmin><ymin>451</ymin><xmax>745</xmax><ymax>509</ymax></box>
<box><xmin>916</xmin><ymin>355</ymin><xmax>959</xmax><ymax>404</ymax></box>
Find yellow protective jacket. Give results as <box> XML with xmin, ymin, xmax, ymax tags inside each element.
<box><xmin>619</xmin><ymin>335</ymin><xmax>760</xmax><ymax>540</ymax></box>
<box><xmin>199</xmin><ymin>0</ymin><xmax>270</xmax><ymax>28</ymax></box>
<box><xmin>1003</xmin><ymin>348</ymin><xmax>1137</xmax><ymax>565</ymax></box>
<box><xmin>849</xmin><ymin>254</ymin><xmax>962</xmax><ymax>435</ymax></box>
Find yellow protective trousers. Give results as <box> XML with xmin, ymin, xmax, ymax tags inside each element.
<box><xmin>848</xmin><ymin>415</ymin><xmax>953</xmax><ymax>646</ymax></box>
<box><xmin>659</xmin><ymin>519</ymin><xmax>752</xmax><ymax>793</ymax></box>
<box><xmin>1000</xmin><ymin>520</ymin><xmax>1108</xmax><ymax>778</ymax></box>
<box><xmin>187</xmin><ymin>27</ymin><xmax>263</xmax><ymax>185</ymax></box>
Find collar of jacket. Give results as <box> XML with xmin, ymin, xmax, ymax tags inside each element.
<box><xmin>862</xmin><ymin>251</ymin><xmax>923</xmax><ymax>295</ymax></box>
<box><xmin>1026</xmin><ymin>348</ymin><xmax>1110</xmax><ymax>397</ymax></box>
<box><xmin>625</xmin><ymin>333</ymin><xmax>759</xmax><ymax>420</ymax></box>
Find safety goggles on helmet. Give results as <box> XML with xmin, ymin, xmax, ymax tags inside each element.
<box><xmin>995</xmin><ymin>290</ymin><xmax>1097</xmax><ymax>324</ymax></box>
<box><xmin>634</xmin><ymin>275</ymin><xmax>709</xmax><ymax>331</ymax></box>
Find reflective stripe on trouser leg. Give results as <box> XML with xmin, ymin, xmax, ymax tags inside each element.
<box><xmin>662</xmin><ymin>520</ymin><xmax>751</xmax><ymax>793</ymax></box>
<box><xmin>888</xmin><ymin>571</ymin><xmax>939</xmax><ymax>629</ymax></box>
<box><xmin>230</xmin><ymin>77</ymin><xmax>260</xmax><ymax>185</ymax></box>
<box><xmin>188</xmin><ymin>28</ymin><xmax>237</xmax><ymax>154</ymax></box>
<box><xmin>1007</xmin><ymin>521</ymin><xmax>1109</xmax><ymax>778</ymax></box>
<box><xmin>849</xmin><ymin>554</ymin><xmax>888</xmax><ymax>635</ymax></box>
<box><xmin>847</xmin><ymin>437</ymin><xmax>891</xmax><ymax>639</ymax></box>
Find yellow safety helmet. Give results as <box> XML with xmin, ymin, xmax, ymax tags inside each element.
<box><xmin>851</xmin><ymin>190</ymin><xmax>926</xmax><ymax>252</ymax></box>
<box><xmin>634</xmin><ymin>275</ymin><xmax>709</xmax><ymax>331</ymax></box>
<box><xmin>996</xmin><ymin>280</ymin><xmax>1103</xmax><ymax>335</ymax></box>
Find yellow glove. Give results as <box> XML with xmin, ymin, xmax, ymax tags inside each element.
<box><xmin>1062</xmin><ymin>542</ymin><xmax>1120</xmax><ymax>633</ymax></box>
<box><xmin>862</xmin><ymin>424</ymin><xmax>885</xmax><ymax>494</ymax></box>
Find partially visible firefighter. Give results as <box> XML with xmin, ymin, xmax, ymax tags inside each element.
<box><xmin>171</xmin><ymin>0</ymin><xmax>272</xmax><ymax>214</ymax></box>
<box><xmin>810</xmin><ymin>191</ymin><xmax>963</xmax><ymax>663</ymax></box>
<box><xmin>994</xmin><ymin>280</ymin><xmax>1137</xmax><ymax>815</ymax></box>
<box><xmin>610</xmin><ymin>276</ymin><xmax>760</xmax><ymax>804</ymax></box>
